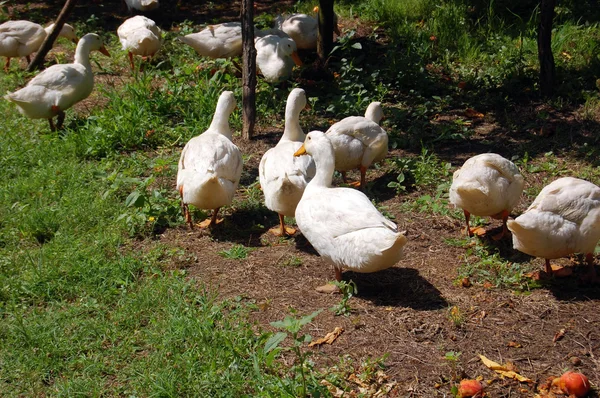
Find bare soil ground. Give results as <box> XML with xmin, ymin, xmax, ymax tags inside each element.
<box><xmin>6</xmin><ymin>0</ymin><xmax>600</xmax><ymax>396</ymax></box>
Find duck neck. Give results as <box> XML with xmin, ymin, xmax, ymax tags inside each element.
<box><xmin>309</xmin><ymin>143</ymin><xmax>334</xmax><ymax>188</ymax></box>
<box><xmin>209</xmin><ymin>102</ymin><xmax>233</xmax><ymax>139</ymax></box>
<box><xmin>74</xmin><ymin>40</ymin><xmax>93</xmax><ymax>69</ymax></box>
<box><xmin>43</xmin><ymin>24</ymin><xmax>55</xmax><ymax>36</ymax></box>
<box><xmin>281</xmin><ymin>104</ymin><xmax>305</xmax><ymax>142</ymax></box>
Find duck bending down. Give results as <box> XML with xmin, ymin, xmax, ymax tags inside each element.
<box><xmin>449</xmin><ymin>153</ymin><xmax>524</xmax><ymax>240</ymax></box>
<box><xmin>4</xmin><ymin>33</ymin><xmax>110</xmax><ymax>131</ymax></box>
<box><xmin>325</xmin><ymin>101</ymin><xmax>388</xmax><ymax>190</ymax></box>
<box><xmin>177</xmin><ymin>91</ymin><xmax>242</xmax><ymax>229</ymax></box>
<box><xmin>117</xmin><ymin>15</ymin><xmax>162</xmax><ymax>70</ymax></box>
<box><xmin>507</xmin><ymin>177</ymin><xmax>600</xmax><ymax>280</ymax></box>
<box><xmin>255</xmin><ymin>34</ymin><xmax>302</xmax><ymax>83</ymax></box>
<box><xmin>0</xmin><ymin>21</ymin><xmax>78</xmax><ymax>71</ymax></box>
<box><xmin>124</xmin><ymin>0</ymin><xmax>159</xmax><ymax>12</ymax></box>
<box><xmin>294</xmin><ymin>131</ymin><xmax>407</xmax><ymax>292</ymax></box>
<box><xmin>259</xmin><ymin>88</ymin><xmax>315</xmax><ymax>236</ymax></box>
<box><xmin>275</xmin><ymin>7</ymin><xmax>340</xmax><ymax>50</ymax></box>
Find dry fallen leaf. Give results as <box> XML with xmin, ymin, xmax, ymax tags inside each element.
<box><xmin>465</xmin><ymin>108</ymin><xmax>485</xmax><ymax>119</ymax></box>
<box><xmin>507</xmin><ymin>341</ymin><xmax>522</xmax><ymax>348</ymax></box>
<box><xmin>479</xmin><ymin>354</ymin><xmax>533</xmax><ymax>383</ymax></box>
<box><xmin>308</xmin><ymin>326</ymin><xmax>344</xmax><ymax>347</ymax></box>
<box><xmin>553</xmin><ymin>328</ymin><xmax>566</xmax><ymax>343</ymax></box>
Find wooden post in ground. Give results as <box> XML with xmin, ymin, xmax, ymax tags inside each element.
<box><xmin>317</xmin><ymin>0</ymin><xmax>335</xmax><ymax>66</ymax></box>
<box><xmin>241</xmin><ymin>0</ymin><xmax>256</xmax><ymax>140</ymax></box>
<box><xmin>27</xmin><ymin>0</ymin><xmax>78</xmax><ymax>72</ymax></box>
<box><xmin>538</xmin><ymin>0</ymin><xmax>556</xmax><ymax>97</ymax></box>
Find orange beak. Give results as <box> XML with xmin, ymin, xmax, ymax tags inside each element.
<box><xmin>98</xmin><ymin>45</ymin><xmax>111</xmax><ymax>57</ymax></box>
<box><xmin>291</xmin><ymin>51</ymin><xmax>302</xmax><ymax>66</ymax></box>
<box><xmin>294</xmin><ymin>144</ymin><xmax>307</xmax><ymax>157</ymax></box>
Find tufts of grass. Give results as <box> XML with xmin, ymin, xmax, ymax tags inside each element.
<box><xmin>218</xmin><ymin>244</ymin><xmax>253</xmax><ymax>260</ymax></box>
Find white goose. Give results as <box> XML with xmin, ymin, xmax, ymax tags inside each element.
<box><xmin>124</xmin><ymin>0</ymin><xmax>159</xmax><ymax>12</ymax></box>
<box><xmin>4</xmin><ymin>33</ymin><xmax>110</xmax><ymax>131</ymax></box>
<box><xmin>255</xmin><ymin>34</ymin><xmax>302</xmax><ymax>83</ymax></box>
<box><xmin>0</xmin><ymin>21</ymin><xmax>78</xmax><ymax>71</ymax></box>
<box><xmin>177</xmin><ymin>91</ymin><xmax>243</xmax><ymax>229</ymax></box>
<box><xmin>259</xmin><ymin>88</ymin><xmax>315</xmax><ymax>236</ymax></box>
<box><xmin>325</xmin><ymin>102</ymin><xmax>388</xmax><ymax>189</ymax></box>
<box><xmin>449</xmin><ymin>153</ymin><xmax>524</xmax><ymax>240</ymax></box>
<box><xmin>117</xmin><ymin>15</ymin><xmax>162</xmax><ymax>70</ymax></box>
<box><xmin>276</xmin><ymin>7</ymin><xmax>340</xmax><ymax>50</ymax></box>
<box><xmin>507</xmin><ymin>177</ymin><xmax>600</xmax><ymax>279</ymax></box>
<box><xmin>179</xmin><ymin>22</ymin><xmax>243</xmax><ymax>59</ymax></box>
<box><xmin>294</xmin><ymin>131</ymin><xmax>407</xmax><ymax>291</ymax></box>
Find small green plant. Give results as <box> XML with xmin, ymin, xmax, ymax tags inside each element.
<box><xmin>218</xmin><ymin>244</ymin><xmax>252</xmax><ymax>259</ymax></box>
<box><xmin>281</xmin><ymin>255</ymin><xmax>303</xmax><ymax>267</ymax></box>
<box><xmin>330</xmin><ymin>280</ymin><xmax>358</xmax><ymax>316</ymax></box>
<box><xmin>265</xmin><ymin>309</ymin><xmax>323</xmax><ymax>398</ymax></box>
<box><xmin>447</xmin><ymin>306</ymin><xmax>464</xmax><ymax>327</ymax></box>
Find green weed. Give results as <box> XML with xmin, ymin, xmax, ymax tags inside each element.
<box><xmin>330</xmin><ymin>280</ymin><xmax>358</xmax><ymax>316</ymax></box>
<box><xmin>218</xmin><ymin>244</ymin><xmax>253</xmax><ymax>259</ymax></box>
<box><xmin>266</xmin><ymin>309</ymin><xmax>326</xmax><ymax>398</ymax></box>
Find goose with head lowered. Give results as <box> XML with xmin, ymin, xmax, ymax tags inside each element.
<box><xmin>449</xmin><ymin>153</ymin><xmax>524</xmax><ymax>240</ymax></box>
<box><xmin>325</xmin><ymin>101</ymin><xmax>388</xmax><ymax>190</ymax></box>
<box><xmin>255</xmin><ymin>34</ymin><xmax>302</xmax><ymax>83</ymax></box>
<box><xmin>177</xmin><ymin>91</ymin><xmax>243</xmax><ymax>229</ymax></box>
<box><xmin>275</xmin><ymin>6</ymin><xmax>340</xmax><ymax>50</ymax></box>
<box><xmin>294</xmin><ymin>130</ymin><xmax>408</xmax><ymax>292</ymax></box>
<box><xmin>507</xmin><ymin>177</ymin><xmax>600</xmax><ymax>281</ymax></box>
<box><xmin>117</xmin><ymin>15</ymin><xmax>162</xmax><ymax>70</ymax></box>
<box><xmin>259</xmin><ymin>88</ymin><xmax>315</xmax><ymax>236</ymax></box>
<box><xmin>4</xmin><ymin>33</ymin><xmax>110</xmax><ymax>131</ymax></box>
<box><xmin>0</xmin><ymin>20</ymin><xmax>78</xmax><ymax>71</ymax></box>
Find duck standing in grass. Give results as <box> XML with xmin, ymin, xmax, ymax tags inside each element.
<box><xmin>179</xmin><ymin>22</ymin><xmax>244</xmax><ymax>59</ymax></box>
<box><xmin>117</xmin><ymin>15</ymin><xmax>162</xmax><ymax>71</ymax></box>
<box><xmin>507</xmin><ymin>177</ymin><xmax>600</xmax><ymax>281</ymax></box>
<box><xmin>449</xmin><ymin>153</ymin><xmax>524</xmax><ymax>240</ymax></box>
<box><xmin>325</xmin><ymin>101</ymin><xmax>388</xmax><ymax>190</ymax></box>
<box><xmin>4</xmin><ymin>33</ymin><xmax>110</xmax><ymax>131</ymax></box>
<box><xmin>177</xmin><ymin>91</ymin><xmax>242</xmax><ymax>229</ymax></box>
<box><xmin>294</xmin><ymin>131</ymin><xmax>407</xmax><ymax>292</ymax></box>
<box><xmin>259</xmin><ymin>88</ymin><xmax>315</xmax><ymax>236</ymax></box>
<box><xmin>0</xmin><ymin>21</ymin><xmax>78</xmax><ymax>71</ymax></box>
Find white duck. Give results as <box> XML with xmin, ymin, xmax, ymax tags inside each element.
<box><xmin>124</xmin><ymin>0</ymin><xmax>159</xmax><ymax>12</ymax></box>
<box><xmin>0</xmin><ymin>21</ymin><xmax>78</xmax><ymax>71</ymax></box>
<box><xmin>255</xmin><ymin>34</ymin><xmax>302</xmax><ymax>83</ymax></box>
<box><xmin>4</xmin><ymin>33</ymin><xmax>110</xmax><ymax>131</ymax></box>
<box><xmin>117</xmin><ymin>15</ymin><xmax>162</xmax><ymax>70</ymax></box>
<box><xmin>507</xmin><ymin>177</ymin><xmax>600</xmax><ymax>279</ymax></box>
<box><xmin>177</xmin><ymin>91</ymin><xmax>243</xmax><ymax>229</ymax></box>
<box><xmin>276</xmin><ymin>7</ymin><xmax>340</xmax><ymax>50</ymax></box>
<box><xmin>259</xmin><ymin>88</ymin><xmax>315</xmax><ymax>236</ymax></box>
<box><xmin>294</xmin><ymin>131</ymin><xmax>408</xmax><ymax>291</ymax></box>
<box><xmin>179</xmin><ymin>22</ymin><xmax>243</xmax><ymax>59</ymax></box>
<box><xmin>179</xmin><ymin>23</ymin><xmax>290</xmax><ymax>60</ymax></box>
<box><xmin>325</xmin><ymin>102</ymin><xmax>388</xmax><ymax>189</ymax></box>
<box><xmin>449</xmin><ymin>153</ymin><xmax>524</xmax><ymax>240</ymax></box>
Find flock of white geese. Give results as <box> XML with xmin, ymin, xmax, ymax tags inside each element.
<box><xmin>2</xmin><ymin>9</ymin><xmax>599</xmax><ymax>290</ymax></box>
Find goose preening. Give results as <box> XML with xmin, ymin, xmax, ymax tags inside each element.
<box><xmin>0</xmin><ymin>21</ymin><xmax>78</xmax><ymax>71</ymax></box>
<box><xmin>276</xmin><ymin>7</ymin><xmax>340</xmax><ymax>50</ymax></box>
<box><xmin>124</xmin><ymin>0</ymin><xmax>159</xmax><ymax>12</ymax></box>
<box><xmin>176</xmin><ymin>91</ymin><xmax>243</xmax><ymax>229</ymax></box>
<box><xmin>4</xmin><ymin>33</ymin><xmax>110</xmax><ymax>131</ymax></box>
<box><xmin>294</xmin><ymin>130</ymin><xmax>407</xmax><ymax>292</ymax></box>
<box><xmin>325</xmin><ymin>101</ymin><xmax>388</xmax><ymax>190</ymax></box>
<box><xmin>449</xmin><ymin>153</ymin><xmax>524</xmax><ymax>240</ymax></box>
<box><xmin>259</xmin><ymin>88</ymin><xmax>315</xmax><ymax>236</ymax></box>
<box><xmin>507</xmin><ymin>177</ymin><xmax>600</xmax><ymax>281</ymax></box>
<box><xmin>255</xmin><ymin>34</ymin><xmax>302</xmax><ymax>83</ymax></box>
<box><xmin>117</xmin><ymin>15</ymin><xmax>162</xmax><ymax>70</ymax></box>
